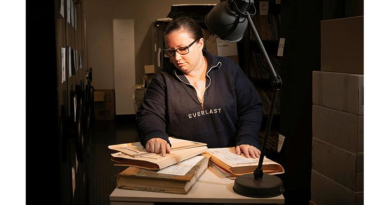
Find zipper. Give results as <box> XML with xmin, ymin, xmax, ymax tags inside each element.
<box><xmin>198</xmin><ymin>96</ymin><xmax>204</xmax><ymax>110</ymax></box>
<box><xmin>174</xmin><ymin>70</ymin><xmax>203</xmax><ymax>108</ymax></box>
<box><xmin>200</xmin><ymin>62</ymin><xmax>221</xmax><ymax>110</ymax></box>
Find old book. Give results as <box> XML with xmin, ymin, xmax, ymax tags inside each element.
<box><xmin>207</xmin><ymin>147</ymin><xmax>285</xmax><ymax>175</ymax></box>
<box><xmin>209</xmin><ymin>161</ymin><xmax>237</xmax><ymax>179</ymax></box>
<box><xmin>109</xmin><ymin>137</ymin><xmax>208</xmax><ymax>170</ymax></box>
<box><xmin>116</xmin><ymin>155</ymin><xmax>209</xmax><ymax>194</ymax></box>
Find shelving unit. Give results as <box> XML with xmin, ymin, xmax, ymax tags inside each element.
<box><xmin>27</xmin><ymin>0</ymin><xmax>93</xmax><ymax>204</ymax></box>
<box><xmin>55</xmin><ymin>0</ymin><xmax>92</xmax><ymax>204</ymax></box>
<box><xmin>152</xmin><ymin>18</ymin><xmax>172</xmax><ymax>74</ymax></box>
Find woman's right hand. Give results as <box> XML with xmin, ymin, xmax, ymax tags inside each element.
<box><xmin>146</xmin><ymin>138</ymin><xmax>171</xmax><ymax>156</ymax></box>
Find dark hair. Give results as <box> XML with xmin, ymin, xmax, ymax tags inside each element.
<box><xmin>164</xmin><ymin>16</ymin><xmax>204</xmax><ymax>40</ymax></box>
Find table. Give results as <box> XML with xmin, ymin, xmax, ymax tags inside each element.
<box><xmin>110</xmin><ymin>166</ymin><xmax>285</xmax><ymax>205</ymax></box>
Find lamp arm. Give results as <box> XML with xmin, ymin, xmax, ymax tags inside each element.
<box><xmin>246</xmin><ymin>12</ymin><xmax>282</xmax><ymax>88</ymax></box>
<box><xmin>246</xmin><ymin>12</ymin><xmax>282</xmax><ymax>180</ymax></box>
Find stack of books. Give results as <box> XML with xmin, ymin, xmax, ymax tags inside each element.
<box><xmin>109</xmin><ymin>137</ymin><xmax>209</xmax><ymax>194</ymax></box>
<box><xmin>116</xmin><ymin>155</ymin><xmax>209</xmax><ymax>194</ymax></box>
<box><xmin>109</xmin><ymin>138</ymin><xmax>285</xmax><ymax>194</ymax></box>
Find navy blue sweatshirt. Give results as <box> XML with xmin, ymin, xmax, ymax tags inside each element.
<box><xmin>136</xmin><ymin>49</ymin><xmax>263</xmax><ymax>149</ymax></box>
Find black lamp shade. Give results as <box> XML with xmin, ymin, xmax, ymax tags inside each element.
<box><xmin>205</xmin><ymin>1</ymin><xmax>248</xmax><ymax>42</ymax></box>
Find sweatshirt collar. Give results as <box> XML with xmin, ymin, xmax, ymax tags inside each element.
<box><xmin>172</xmin><ymin>49</ymin><xmax>221</xmax><ymax>85</ymax></box>
<box><xmin>203</xmin><ymin>49</ymin><xmax>222</xmax><ymax>72</ymax></box>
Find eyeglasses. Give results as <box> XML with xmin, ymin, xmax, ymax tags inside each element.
<box><xmin>163</xmin><ymin>38</ymin><xmax>199</xmax><ymax>58</ymax></box>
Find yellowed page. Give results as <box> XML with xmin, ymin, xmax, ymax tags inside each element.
<box><xmin>157</xmin><ymin>156</ymin><xmax>204</xmax><ymax>176</ymax></box>
<box><xmin>207</xmin><ymin>147</ymin><xmax>282</xmax><ymax>168</ymax></box>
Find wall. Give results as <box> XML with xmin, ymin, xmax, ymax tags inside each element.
<box><xmin>85</xmin><ymin>0</ymin><xmax>219</xmax><ymax>89</ymax></box>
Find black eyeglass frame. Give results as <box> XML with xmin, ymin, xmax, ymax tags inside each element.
<box><xmin>163</xmin><ymin>38</ymin><xmax>200</xmax><ymax>58</ymax></box>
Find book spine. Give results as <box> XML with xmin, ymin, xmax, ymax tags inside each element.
<box><xmin>117</xmin><ymin>176</ymin><xmax>188</xmax><ymax>194</ymax></box>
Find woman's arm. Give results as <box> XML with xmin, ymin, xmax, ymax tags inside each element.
<box><xmin>232</xmin><ymin>61</ymin><xmax>263</xmax><ymax>158</ymax></box>
<box><xmin>136</xmin><ymin>74</ymin><xmax>171</xmax><ymax>153</ymax></box>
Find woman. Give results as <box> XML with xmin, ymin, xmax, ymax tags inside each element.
<box><xmin>136</xmin><ymin>16</ymin><xmax>263</xmax><ymax>158</ymax></box>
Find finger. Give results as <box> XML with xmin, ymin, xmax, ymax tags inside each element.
<box><xmin>155</xmin><ymin>142</ymin><xmax>161</xmax><ymax>154</ymax></box>
<box><xmin>255</xmin><ymin>149</ymin><xmax>260</xmax><ymax>158</ymax></box>
<box><xmin>235</xmin><ymin>146</ymin><xmax>241</xmax><ymax>155</ymax></box>
<box><xmin>150</xmin><ymin>142</ymin><xmax>155</xmax><ymax>153</ymax></box>
<box><xmin>161</xmin><ymin>142</ymin><xmax>166</xmax><ymax>157</ymax></box>
<box><xmin>249</xmin><ymin>148</ymin><xmax>256</xmax><ymax>158</ymax></box>
<box><xmin>146</xmin><ymin>142</ymin><xmax>150</xmax><ymax>152</ymax></box>
<box><xmin>243</xmin><ymin>147</ymin><xmax>250</xmax><ymax>158</ymax></box>
<box><xmin>166</xmin><ymin>143</ymin><xmax>171</xmax><ymax>154</ymax></box>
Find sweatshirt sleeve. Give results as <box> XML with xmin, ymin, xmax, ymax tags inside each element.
<box><xmin>232</xmin><ymin>62</ymin><xmax>263</xmax><ymax>149</ymax></box>
<box><xmin>136</xmin><ymin>73</ymin><xmax>171</xmax><ymax>148</ymax></box>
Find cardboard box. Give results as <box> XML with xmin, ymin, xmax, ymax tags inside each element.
<box><xmin>144</xmin><ymin>65</ymin><xmax>155</xmax><ymax>74</ymax></box>
<box><xmin>312</xmin><ymin>138</ymin><xmax>363</xmax><ymax>191</ymax></box>
<box><xmin>311</xmin><ymin>170</ymin><xmax>363</xmax><ymax>205</ymax></box>
<box><xmin>94</xmin><ymin>90</ymin><xmax>115</xmax><ymax>120</ymax></box>
<box><xmin>203</xmin><ymin>29</ymin><xmax>240</xmax><ymax>65</ymax></box>
<box><xmin>313</xmin><ymin>105</ymin><xmax>363</xmax><ymax>153</ymax></box>
<box><xmin>321</xmin><ymin>16</ymin><xmax>363</xmax><ymax>74</ymax></box>
<box><xmin>313</xmin><ymin>71</ymin><xmax>363</xmax><ymax>115</ymax></box>
<box><xmin>94</xmin><ymin>91</ymin><xmax>105</xmax><ymax>102</ymax></box>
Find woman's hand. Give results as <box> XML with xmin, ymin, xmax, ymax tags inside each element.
<box><xmin>235</xmin><ymin>144</ymin><xmax>261</xmax><ymax>158</ymax></box>
<box><xmin>146</xmin><ymin>138</ymin><xmax>171</xmax><ymax>156</ymax></box>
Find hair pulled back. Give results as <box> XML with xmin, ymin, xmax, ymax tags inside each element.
<box><xmin>164</xmin><ymin>16</ymin><xmax>204</xmax><ymax>40</ymax></box>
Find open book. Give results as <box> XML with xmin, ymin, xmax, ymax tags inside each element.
<box><xmin>117</xmin><ymin>155</ymin><xmax>209</xmax><ymax>194</ymax></box>
<box><xmin>207</xmin><ymin>147</ymin><xmax>285</xmax><ymax>176</ymax></box>
<box><xmin>109</xmin><ymin>137</ymin><xmax>208</xmax><ymax>170</ymax></box>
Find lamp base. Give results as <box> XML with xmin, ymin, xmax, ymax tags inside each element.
<box><xmin>233</xmin><ymin>173</ymin><xmax>284</xmax><ymax>198</ymax></box>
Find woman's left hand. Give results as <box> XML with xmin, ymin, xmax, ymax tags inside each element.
<box><xmin>235</xmin><ymin>144</ymin><xmax>261</xmax><ymax>158</ymax></box>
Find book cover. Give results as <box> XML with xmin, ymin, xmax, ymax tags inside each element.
<box><xmin>117</xmin><ymin>155</ymin><xmax>209</xmax><ymax>194</ymax></box>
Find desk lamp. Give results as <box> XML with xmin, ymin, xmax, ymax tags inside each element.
<box><xmin>205</xmin><ymin>0</ymin><xmax>284</xmax><ymax>198</ymax></box>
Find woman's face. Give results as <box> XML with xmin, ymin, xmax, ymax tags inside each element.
<box><xmin>164</xmin><ymin>29</ymin><xmax>204</xmax><ymax>75</ymax></box>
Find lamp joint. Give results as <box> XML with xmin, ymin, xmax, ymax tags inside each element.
<box><xmin>254</xmin><ymin>168</ymin><xmax>263</xmax><ymax>180</ymax></box>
